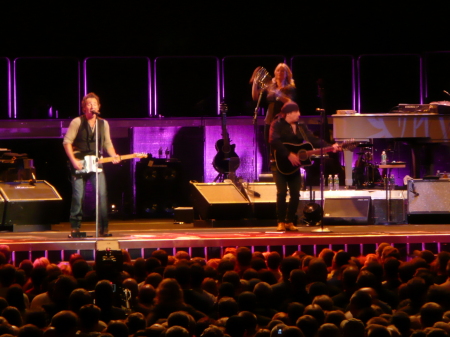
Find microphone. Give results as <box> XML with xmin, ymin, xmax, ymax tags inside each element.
<box><xmin>91</xmin><ymin>110</ymin><xmax>100</xmax><ymax>115</ymax></box>
<box><xmin>29</xmin><ymin>172</ymin><xmax>36</xmax><ymax>186</ymax></box>
<box><xmin>246</xmin><ymin>188</ymin><xmax>261</xmax><ymax>197</ymax></box>
<box><xmin>244</xmin><ymin>181</ymin><xmax>261</xmax><ymax>198</ymax></box>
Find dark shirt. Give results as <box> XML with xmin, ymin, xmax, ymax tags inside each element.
<box><xmin>269</xmin><ymin>117</ymin><xmax>329</xmax><ymax>160</ymax></box>
<box><xmin>72</xmin><ymin>116</ymin><xmax>106</xmax><ymax>158</ymax></box>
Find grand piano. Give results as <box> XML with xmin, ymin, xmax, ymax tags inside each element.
<box><xmin>332</xmin><ymin>113</ymin><xmax>450</xmax><ymax>186</ymax></box>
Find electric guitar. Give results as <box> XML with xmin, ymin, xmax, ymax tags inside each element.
<box><xmin>274</xmin><ymin>140</ymin><xmax>357</xmax><ymax>175</ymax></box>
<box><xmin>71</xmin><ymin>153</ymin><xmax>147</xmax><ymax>174</ymax></box>
<box><xmin>212</xmin><ymin>102</ymin><xmax>240</xmax><ymax>174</ymax></box>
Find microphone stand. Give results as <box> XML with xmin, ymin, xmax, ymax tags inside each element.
<box><xmin>253</xmin><ymin>91</ymin><xmax>264</xmax><ymax>180</ymax></box>
<box><xmin>95</xmin><ymin>115</ymin><xmax>100</xmax><ymax>238</ymax></box>
<box><xmin>312</xmin><ymin>82</ymin><xmax>331</xmax><ymax>233</ymax></box>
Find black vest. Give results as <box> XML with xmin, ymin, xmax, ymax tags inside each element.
<box><xmin>72</xmin><ymin>116</ymin><xmax>105</xmax><ymax>159</ymax></box>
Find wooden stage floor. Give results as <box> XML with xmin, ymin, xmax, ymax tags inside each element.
<box><xmin>2</xmin><ymin>219</ymin><xmax>450</xmax><ymax>265</ymax></box>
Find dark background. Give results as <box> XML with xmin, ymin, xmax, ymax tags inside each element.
<box><xmin>0</xmin><ymin>2</ymin><xmax>448</xmax><ymax>59</ymax></box>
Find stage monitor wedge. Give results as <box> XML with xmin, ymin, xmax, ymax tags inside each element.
<box><xmin>190</xmin><ymin>182</ymin><xmax>250</xmax><ymax>221</ymax></box>
<box><xmin>323</xmin><ymin>196</ymin><xmax>371</xmax><ymax>226</ymax></box>
<box><xmin>0</xmin><ymin>180</ymin><xmax>62</xmax><ymax>230</ymax></box>
<box><xmin>242</xmin><ymin>182</ymin><xmax>288</xmax><ymax>219</ymax></box>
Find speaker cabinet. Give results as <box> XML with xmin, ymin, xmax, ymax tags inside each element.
<box><xmin>407</xmin><ymin>179</ymin><xmax>450</xmax><ymax>223</ymax></box>
<box><xmin>190</xmin><ymin>182</ymin><xmax>250</xmax><ymax>220</ymax></box>
<box><xmin>372</xmin><ymin>199</ymin><xmax>406</xmax><ymax>224</ymax></box>
<box><xmin>135</xmin><ymin>158</ymin><xmax>182</xmax><ymax>217</ymax></box>
<box><xmin>323</xmin><ymin>196</ymin><xmax>371</xmax><ymax>225</ymax></box>
<box><xmin>0</xmin><ymin>180</ymin><xmax>62</xmax><ymax>228</ymax></box>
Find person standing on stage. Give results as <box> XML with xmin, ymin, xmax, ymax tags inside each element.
<box><xmin>270</xmin><ymin>102</ymin><xmax>340</xmax><ymax>231</ymax></box>
<box><xmin>251</xmin><ymin>63</ymin><xmax>297</xmax><ymax>144</ymax></box>
<box><xmin>63</xmin><ymin>92</ymin><xmax>120</xmax><ymax>237</ymax></box>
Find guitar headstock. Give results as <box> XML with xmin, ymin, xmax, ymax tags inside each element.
<box><xmin>220</xmin><ymin>102</ymin><xmax>228</xmax><ymax>115</ymax></box>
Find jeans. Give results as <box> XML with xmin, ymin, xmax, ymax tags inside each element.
<box><xmin>271</xmin><ymin>163</ymin><xmax>300</xmax><ymax>223</ymax></box>
<box><xmin>69</xmin><ymin>171</ymin><xmax>109</xmax><ymax>232</ymax></box>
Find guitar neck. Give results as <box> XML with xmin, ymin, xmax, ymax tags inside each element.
<box><xmin>307</xmin><ymin>146</ymin><xmax>334</xmax><ymax>156</ymax></box>
<box><xmin>221</xmin><ymin>112</ymin><xmax>230</xmax><ymax>144</ymax></box>
<box><xmin>98</xmin><ymin>154</ymin><xmax>136</xmax><ymax>164</ymax></box>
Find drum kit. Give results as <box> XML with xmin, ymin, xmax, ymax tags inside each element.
<box><xmin>353</xmin><ymin>143</ymin><xmax>382</xmax><ymax>189</ymax></box>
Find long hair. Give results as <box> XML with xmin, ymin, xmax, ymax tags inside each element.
<box><xmin>273</xmin><ymin>63</ymin><xmax>295</xmax><ymax>88</ymax></box>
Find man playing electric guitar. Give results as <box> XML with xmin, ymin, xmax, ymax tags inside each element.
<box><xmin>63</xmin><ymin>92</ymin><xmax>121</xmax><ymax>237</ymax></box>
<box><xmin>269</xmin><ymin>102</ymin><xmax>340</xmax><ymax>231</ymax></box>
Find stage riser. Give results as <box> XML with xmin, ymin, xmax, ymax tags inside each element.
<box><xmin>7</xmin><ymin>239</ymin><xmax>450</xmax><ymax>267</ymax></box>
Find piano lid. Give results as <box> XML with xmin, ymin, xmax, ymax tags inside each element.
<box><xmin>332</xmin><ymin>113</ymin><xmax>450</xmax><ymax>140</ymax></box>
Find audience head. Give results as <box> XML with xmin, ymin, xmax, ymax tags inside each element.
<box><xmin>420</xmin><ymin>302</ymin><xmax>444</xmax><ymax>328</ymax></box>
<box><xmin>340</xmin><ymin>318</ymin><xmax>365</xmax><ymax>337</ymax></box>
<box><xmin>68</xmin><ymin>288</ymin><xmax>93</xmax><ymax>313</ymax></box>
<box><xmin>50</xmin><ymin>310</ymin><xmax>79</xmax><ymax>336</ymax></box>
<box><xmin>296</xmin><ymin>315</ymin><xmax>319</xmax><ymax>337</ymax></box>
<box><xmin>267</xmin><ymin>252</ymin><xmax>282</xmax><ymax>270</ymax></box>
<box><xmin>201</xmin><ymin>325</ymin><xmax>224</xmax><ymax>337</ymax></box>
<box><xmin>218</xmin><ymin>296</ymin><xmax>238</xmax><ymax>318</ymax></box>
<box><xmin>280</xmin><ymin>257</ymin><xmax>301</xmax><ymax>279</ymax></box>
<box><xmin>152</xmin><ymin>250</ymin><xmax>169</xmax><ymax>267</ymax></box>
<box><xmin>154</xmin><ymin>278</ymin><xmax>184</xmax><ymax>307</ymax></box>
<box><xmin>2</xmin><ymin>306</ymin><xmax>23</xmax><ymax>327</ymax></box>
<box><xmin>78</xmin><ymin>304</ymin><xmax>101</xmax><ymax>331</ymax></box>
<box><xmin>17</xmin><ymin>324</ymin><xmax>43</xmax><ymax>337</ymax></box>
<box><xmin>106</xmin><ymin>320</ymin><xmax>130</xmax><ymax>337</ymax></box>
<box><xmin>316</xmin><ymin>323</ymin><xmax>339</xmax><ymax>337</ymax></box>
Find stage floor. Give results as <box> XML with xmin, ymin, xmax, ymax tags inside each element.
<box><xmin>2</xmin><ymin>219</ymin><xmax>450</xmax><ymax>265</ymax></box>
<box><xmin>0</xmin><ymin>185</ymin><xmax>448</xmax><ymax>264</ymax></box>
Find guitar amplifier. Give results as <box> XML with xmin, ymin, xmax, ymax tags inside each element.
<box><xmin>407</xmin><ymin>179</ymin><xmax>450</xmax><ymax>223</ymax></box>
<box><xmin>0</xmin><ymin>180</ymin><xmax>62</xmax><ymax>228</ymax></box>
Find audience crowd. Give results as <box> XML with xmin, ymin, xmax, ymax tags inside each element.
<box><xmin>0</xmin><ymin>243</ymin><xmax>450</xmax><ymax>337</ymax></box>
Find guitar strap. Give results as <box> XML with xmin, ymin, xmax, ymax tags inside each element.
<box><xmin>297</xmin><ymin>123</ymin><xmax>310</xmax><ymax>143</ymax></box>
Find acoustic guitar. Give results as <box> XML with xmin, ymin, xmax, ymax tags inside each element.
<box><xmin>212</xmin><ymin>103</ymin><xmax>240</xmax><ymax>174</ymax></box>
<box><xmin>274</xmin><ymin>140</ymin><xmax>357</xmax><ymax>175</ymax></box>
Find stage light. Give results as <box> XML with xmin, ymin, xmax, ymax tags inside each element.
<box><xmin>302</xmin><ymin>202</ymin><xmax>323</xmax><ymax>226</ymax></box>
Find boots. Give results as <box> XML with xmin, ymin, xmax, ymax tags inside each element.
<box><xmin>285</xmin><ymin>222</ymin><xmax>299</xmax><ymax>231</ymax></box>
<box><xmin>277</xmin><ymin>222</ymin><xmax>285</xmax><ymax>231</ymax></box>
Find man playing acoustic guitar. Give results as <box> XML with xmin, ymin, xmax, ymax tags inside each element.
<box><xmin>63</xmin><ymin>92</ymin><xmax>121</xmax><ymax>237</ymax></box>
<box><xmin>269</xmin><ymin>102</ymin><xmax>340</xmax><ymax>231</ymax></box>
